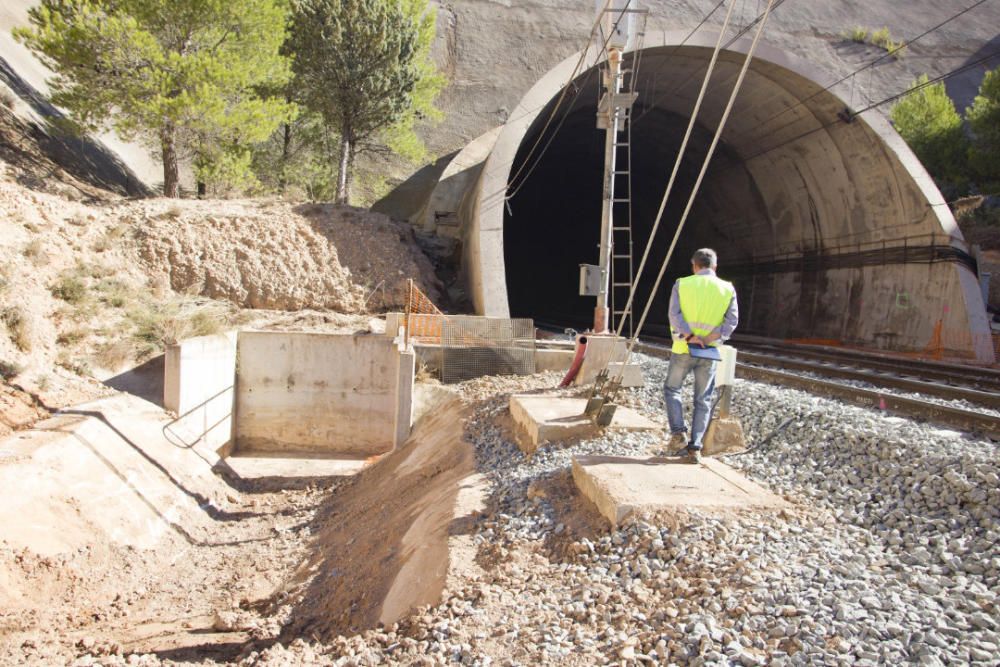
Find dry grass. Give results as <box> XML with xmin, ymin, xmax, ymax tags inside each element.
<box><xmin>0</xmin><ymin>88</ymin><xmax>15</xmax><ymax>110</ymax></box>
<box><xmin>23</xmin><ymin>238</ymin><xmax>48</xmax><ymax>266</ymax></box>
<box><xmin>130</xmin><ymin>302</ymin><xmax>226</xmax><ymax>348</ymax></box>
<box><xmin>2</xmin><ymin>306</ymin><xmax>34</xmax><ymax>352</ymax></box>
<box><xmin>92</xmin><ymin>223</ymin><xmax>129</xmax><ymax>253</ymax></box>
<box><xmin>51</xmin><ymin>274</ymin><xmax>87</xmax><ymax>304</ymax></box>
<box><xmin>56</xmin><ymin>328</ymin><xmax>87</xmax><ymax>346</ymax></box>
<box><xmin>93</xmin><ymin>339</ymin><xmax>136</xmax><ymax>371</ymax></box>
<box><xmin>56</xmin><ymin>352</ymin><xmax>91</xmax><ymax>377</ymax></box>
<box><xmin>94</xmin><ymin>278</ymin><xmax>132</xmax><ymax>308</ymax></box>
<box><xmin>0</xmin><ymin>359</ymin><xmax>22</xmax><ymax>381</ymax></box>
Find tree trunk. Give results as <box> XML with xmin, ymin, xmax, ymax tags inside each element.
<box><xmin>279</xmin><ymin>90</ymin><xmax>292</xmax><ymax>194</ymax></box>
<box><xmin>336</xmin><ymin>128</ymin><xmax>351</xmax><ymax>205</ymax></box>
<box><xmin>279</xmin><ymin>121</ymin><xmax>291</xmax><ymax>193</ymax></box>
<box><xmin>161</xmin><ymin>125</ymin><xmax>180</xmax><ymax>198</ymax></box>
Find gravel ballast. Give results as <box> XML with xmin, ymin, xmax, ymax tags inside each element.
<box><xmin>130</xmin><ymin>354</ymin><xmax>1000</xmax><ymax>665</ymax></box>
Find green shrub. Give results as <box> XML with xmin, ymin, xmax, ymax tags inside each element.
<box><xmin>845</xmin><ymin>27</ymin><xmax>869</xmax><ymax>43</ymax></box>
<box><xmin>891</xmin><ymin>75</ymin><xmax>969</xmax><ymax>191</ymax></box>
<box><xmin>844</xmin><ymin>26</ymin><xmax>905</xmax><ymax>57</ymax></box>
<box><xmin>967</xmin><ymin>66</ymin><xmax>1000</xmax><ymax>192</ymax></box>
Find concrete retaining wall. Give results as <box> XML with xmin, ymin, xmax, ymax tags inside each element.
<box><xmin>163</xmin><ymin>332</ymin><xmax>237</xmax><ymax>454</ymax></box>
<box><xmin>234</xmin><ymin>332</ymin><xmax>413</xmax><ymax>457</ymax></box>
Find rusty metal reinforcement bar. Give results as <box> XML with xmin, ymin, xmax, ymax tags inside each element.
<box><xmin>636</xmin><ymin>342</ymin><xmax>1000</xmax><ymax>438</ymax></box>
<box><xmin>736</xmin><ymin>351</ymin><xmax>1000</xmax><ymax>410</ymax></box>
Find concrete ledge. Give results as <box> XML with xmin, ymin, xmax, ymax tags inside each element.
<box><xmin>574</xmin><ymin>335</ymin><xmax>644</xmax><ymax>387</ymax></box>
<box><xmin>509</xmin><ymin>395</ymin><xmax>660</xmax><ymax>454</ymax></box>
<box><xmin>572</xmin><ymin>455</ymin><xmax>788</xmax><ymax>525</ymax></box>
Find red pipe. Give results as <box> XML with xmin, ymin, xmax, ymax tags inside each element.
<box><xmin>559</xmin><ymin>336</ymin><xmax>588</xmax><ymax>387</ymax></box>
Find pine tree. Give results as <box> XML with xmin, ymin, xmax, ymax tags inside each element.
<box><xmin>15</xmin><ymin>0</ymin><xmax>296</xmax><ymax>197</ymax></box>
<box><xmin>288</xmin><ymin>0</ymin><xmax>444</xmax><ymax>204</ymax></box>
<box><xmin>966</xmin><ymin>66</ymin><xmax>1000</xmax><ymax>193</ymax></box>
<box><xmin>890</xmin><ymin>75</ymin><xmax>969</xmax><ymax>193</ymax></box>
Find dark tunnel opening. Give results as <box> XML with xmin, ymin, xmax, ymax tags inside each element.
<box><xmin>504</xmin><ymin>68</ymin><xmax>753</xmax><ymax>336</ymax></box>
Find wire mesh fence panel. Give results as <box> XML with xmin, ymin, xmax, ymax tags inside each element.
<box><xmin>441</xmin><ymin>317</ymin><xmax>536</xmax><ymax>384</ymax></box>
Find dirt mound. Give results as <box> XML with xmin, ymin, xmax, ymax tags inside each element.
<box><xmin>133</xmin><ymin>200</ymin><xmax>442</xmax><ymax>313</ymax></box>
<box><xmin>296</xmin><ymin>203</ymin><xmax>444</xmax><ymax>310</ymax></box>
<box><xmin>280</xmin><ymin>394</ymin><xmax>472</xmax><ymax>639</ymax></box>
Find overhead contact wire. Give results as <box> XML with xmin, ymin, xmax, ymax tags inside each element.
<box><xmin>496</xmin><ymin>0</ymin><xmax>631</xmax><ymax>204</ymax></box>
<box><xmin>725</xmin><ymin>0</ymin><xmax>993</xmax><ymax>147</ymax></box>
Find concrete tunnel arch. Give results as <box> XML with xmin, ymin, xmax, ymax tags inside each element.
<box><xmin>432</xmin><ymin>30</ymin><xmax>993</xmax><ymax>362</ymax></box>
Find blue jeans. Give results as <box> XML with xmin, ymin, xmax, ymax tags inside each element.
<box><xmin>663</xmin><ymin>353</ymin><xmax>717</xmax><ymax>450</ymax></box>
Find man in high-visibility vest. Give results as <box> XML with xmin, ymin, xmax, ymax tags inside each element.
<box><xmin>665</xmin><ymin>248</ymin><xmax>739</xmax><ymax>463</ymax></box>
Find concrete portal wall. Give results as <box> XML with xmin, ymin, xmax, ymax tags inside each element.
<box><xmin>235</xmin><ymin>332</ymin><xmax>412</xmax><ymax>457</ymax></box>
<box><xmin>753</xmin><ymin>262</ymin><xmax>993</xmax><ymax>359</ymax></box>
<box><xmin>163</xmin><ymin>332</ymin><xmax>237</xmax><ymax>453</ymax></box>
<box><xmin>456</xmin><ymin>31</ymin><xmax>994</xmax><ymax>363</ymax></box>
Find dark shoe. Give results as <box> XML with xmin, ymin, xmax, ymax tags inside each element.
<box><xmin>666</xmin><ymin>432</ymin><xmax>689</xmax><ymax>451</ymax></box>
<box><xmin>672</xmin><ymin>446</ymin><xmax>702</xmax><ymax>463</ymax></box>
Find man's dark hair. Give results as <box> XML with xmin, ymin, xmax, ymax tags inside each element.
<box><xmin>691</xmin><ymin>248</ymin><xmax>718</xmax><ymax>269</ymax></box>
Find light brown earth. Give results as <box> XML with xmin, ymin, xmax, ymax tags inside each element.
<box><xmin>0</xmin><ymin>106</ymin><xmax>442</xmax><ymax>435</ymax></box>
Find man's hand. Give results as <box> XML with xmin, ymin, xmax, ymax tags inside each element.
<box><xmin>687</xmin><ymin>334</ymin><xmax>707</xmax><ymax>348</ymax></box>
<box><xmin>703</xmin><ymin>332</ymin><xmax>722</xmax><ymax>344</ymax></box>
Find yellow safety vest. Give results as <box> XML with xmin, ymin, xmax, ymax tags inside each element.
<box><xmin>671</xmin><ymin>273</ymin><xmax>735</xmax><ymax>355</ymax></box>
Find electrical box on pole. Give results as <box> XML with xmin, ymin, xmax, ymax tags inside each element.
<box><xmin>595</xmin><ymin>0</ymin><xmax>637</xmax><ymax>50</ymax></box>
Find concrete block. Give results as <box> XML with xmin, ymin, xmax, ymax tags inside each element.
<box><xmin>606</xmin><ymin>361</ymin><xmax>644</xmax><ymax>387</ymax></box>
<box><xmin>574</xmin><ymin>334</ymin><xmax>644</xmax><ymax>387</ymax></box>
<box><xmin>509</xmin><ymin>395</ymin><xmax>660</xmax><ymax>454</ymax></box>
<box><xmin>396</xmin><ymin>349</ymin><xmax>416</xmax><ymax>446</ymax></box>
<box><xmin>535</xmin><ymin>348</ymin><xmax>575</xmax><ymax>372</ymax></box>
<box><xmin>235</xmin><ymin>332</ymin><xmax>410</xmax><ymax>457</ymax></box>
<box><xmin>163</xmin><ymin>331</ymin><xmax>237</xmax><ymax>453</ymax></box>
<box><xmin>572</xmin><ymin>455</ymin><xmax>788</xmax><ymax>525</ymax></box>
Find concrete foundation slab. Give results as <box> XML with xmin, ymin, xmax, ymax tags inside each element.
<box><xmin>223</xmin><ymin>454</ymin><xmax>371</xmax><ymax>480</ymax></box>
<box><xmin>572</xmin><ymin>455</ymin><xmax>788</xmax><ymax>525</ymax></box>
<box><xmin>509</xmin><ymin>395</ymin><xmax>660</xmax><ymax>454</ymax></box>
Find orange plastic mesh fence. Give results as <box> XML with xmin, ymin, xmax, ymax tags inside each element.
<box><xmin>404</xmin><ymin>279</ymin><xmax>445</xmax><ymax>343</ymax></box>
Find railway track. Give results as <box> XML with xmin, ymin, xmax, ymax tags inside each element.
<box><xmin>635</xmin><ymin>338</ymin><xmax>1000</xmax><ymax>439</ymax></box>
<box><xmin>536</xmin><ymin>323</ymin><xmax>1000</xmax><ymax>438</ymax></box>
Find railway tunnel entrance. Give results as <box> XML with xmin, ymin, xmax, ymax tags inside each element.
<box><xmin>469</xmin><ymin>35</ymin><xmax>994</xmax><ymax>362</ymax></box>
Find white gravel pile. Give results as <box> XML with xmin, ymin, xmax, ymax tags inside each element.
<box><xmin>250</xmin><ymin>354</ymin><xmax>998</xmax><ymax>667</ymax></box>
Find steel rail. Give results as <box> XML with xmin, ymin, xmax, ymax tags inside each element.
<box><xmin>736</xmin><ymin>351</ymin><xmax>1000</xmax><ymax>410</ymax></box>
<box><xmin>732</xmin><ymin>338</ymin><xmax>1000</xmax><ymax>392</ymax></box>
<box><xmin>635</xmin><ymin>341</ymin><xmax>1000</xmax><ymax>438</ymax></box>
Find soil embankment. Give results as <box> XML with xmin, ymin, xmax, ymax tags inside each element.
<box><xmin>281</xmin><ymin>394</ymin><xmax>474</xmax><ymax>638</ymax></box>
